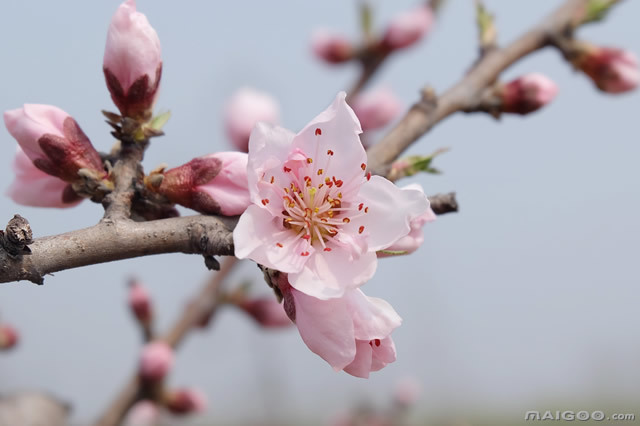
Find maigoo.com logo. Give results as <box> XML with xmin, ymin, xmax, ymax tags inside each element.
<box><xmin>524</xmin><ymin>411</ymin><xmax>636</xmax><ymax>422</ymax></box>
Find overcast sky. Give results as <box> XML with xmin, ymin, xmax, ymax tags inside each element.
<box><xmin>1</xmin><ymin>1</ymin><xmax>639</xmax><ymax>424</ymax></box>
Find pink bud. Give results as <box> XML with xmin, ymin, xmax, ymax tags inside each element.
<box><xmin>311</xmin><ymin>29</ymin><xmax>354</xmax><ymax>64</ymax></box>
<box><xmin>4</xmin><ymin>105</ymin><xmax>104</xmax><ymax>183</ymax></box>
<box><xmin>165</xmin><ymin>388</ymin><xmax>207</xmax><ymax>415</ymax></box>
<box><xmin>500</xmin><ymin>73</ymin><xmax>559</xmax><ymax>115</ymax></box>
<box><xmin>382</xmin><ymin>5</ymin><xmax>434</xmax><ymax>50</ymax></box>
<box><xmin>577</xmin><ymin>45</ymin><xmax>639</xmax><ymax>94</ymax></box>
<box><xmin>128</xmin><ymin>281</ymin><xmax>152</xmax><ymax>325</ymax></box>
<box><xmin>393</xmin><ymin>377</ymin><xmax>422</xmax><ymax>406</ymax></box>
<box><xmin>224</xmin><ymin>88</ymin><xmax>280</xmax><ymax>153</ymax></box>
<box><xmin>139</xmin><ymin>341</ymin><xmax>174</xmax><ymax>382</ymax></box>
<box><xmin>239</xmin><ymin>297</ymin><xmax>292</xmax><ymax>328</ymax></box>
<box><xmin>123</xmin><ymin>400</ymin><xmax>160</xmax><ymax>426</ymax></box>
<box><xmin>0</xmin><ymin>325</ymin><xmax>19</xmax><ymax>350</ymax></box>
<box><xmin>152</xmin><ymin>152</ymin><xmax>250</xmax><ymax>216</ymax></box>
<box><xmin>350</xmin><ymin>87</ymin><xmax>403</xmax><ymax>131</ymax></box>
<box><xmin>104</xmin><ymin>0</ymin><xmax>162</xmax><ymax>119</ymax></box>
<box><xmin>7</xmin><ymin>147</ymin><xmax>83</xmax><ymax>208</ymax></box>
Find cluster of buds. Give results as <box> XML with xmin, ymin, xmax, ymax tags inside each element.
<box><xmin>0</xmin><ymin>324</ymin><xmax>19</xmax><ymax>351</ymax></box>
<box><xmin>123</xmin><ymin>389</ymin><xmax>207</xmax><ymax>425</ymax></box>
<box><xmin>144</xmin><ymin>152</ymin><xmax>251</xmax><ymax>216</ymax></box>
<box><xmin>312</xmin><ymin>4</ymin><xmax>434</xmax><ymax>65</ymax></box>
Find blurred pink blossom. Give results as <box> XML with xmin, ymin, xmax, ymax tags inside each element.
<box><xmin>165</xmin><ymin>388</ymin><xmax>207</xmax><ymax>415</ymax></box>
<box><xmin>393</xmin><ymin>377</ymin><xmax>422</xmax><ymax>406</ymax></box>
<box><xmin>351</xmin><ymin>87</ymin><xmax>403</xmax><ymax>131</ymax></box>
<box><xmin>233</xmin><ymin>92</ymin><xmax>430</xmax><ymax>300</ymax></box>
<box><xmin>577</xmin><ymin>45</ymin><xmax>639</xmax><ymax>93</ymax></box>
<box><xmin>0</xmin><ymin>325</ymin><xmax>19</xmax><ymax>350</ymax></box>
<box><xmin>104</xmin><ymin>0</ymin><xmax>162</xmax><ymax>118</ymax></box>
<box><xmin>382</xmin><ymin>5</ymin><xmax>434</xmax><ymax>50</ymax></box>
<box><xmin>139</xmin><ymin>341</ymin><xmax>174</xmax><ymax>382</ymax></box>
<box><xmin>123</xmin><ymin>400</ymin><xmax>160</xmax><ymax>426</ymax></box>
<box><xmin>224</xmin><ymin>87</ymin><xmax>280</xmax><ymax>153</ymax></box>
<box><xmin>501</xmin><ymin>73</ymin><xmax>558</xmax><ymax>114</ymax></box>
<box><xmin>239</xmin><ymin>297</ymin><xmax>292</xmax><ymax>328</ymax></box>
<box><xmin>128</xmin><ymin>280</ymin><xmax>153</xmax><ymax>325</ymax></box>
<box><xmin>311</xmin><ymin>29</ymin><xmax>354</xmax><ymax>64</ymax></box>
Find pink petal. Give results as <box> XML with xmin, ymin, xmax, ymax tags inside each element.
<box><xmin>347</xmin><ymin>289</ymin><xmax>402</xmax><ymax>340</ymax></box>
<box><xmin>370</xmin><ymin>337</ymin><xmax>397</xmax><ymax>372</ymax></box>
<box><xmin>4</xmin><ymin>104</ymin><xmax>68</xmax><ymax>161</ymax></box>
<box><xmin>343</xmin><ymin>339</ymin><xmax>374</xmax><ymax>378</ymax></box>
<box><xmin>288</xmin><ymin>248</ymin><xmax>377</xmax><ymax>300</ymax></box>
<box><xmin>352</xmin><ymin>175</ymin><xmax>430</xmax><ymax>251</ymax></box>
<box><xmin>197</xmin><ymin>152</ymin><xmax>251</xmax><ymax>216</ymax></box>
<box><xmin>233</xmin><ymin>204</ymin><xmax>312</xmax><ymax>273</ymax></box>
<box><xmin>291</xmin><ymin>288</ymin><xmax>356</xmax><ymax>370</ymax></box>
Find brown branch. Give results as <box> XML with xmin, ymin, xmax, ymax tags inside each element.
<box><xmin>94</xmin><ymin>257</ymin><xmax>238</xmax><ymax>426</ymax></box>
<box><xmin>366</xmin><ymin>0</ymin><xmax>591</xmax><ymax>175</ymax></box>
<box><xmin>0</xmin><ymin>215</ymin><xmax>236</xmax><ymax>285</ymax></box>
<box><xmin>428</xmin><ymin>192</ymin><xmax>458</xmax><ymax>215</ymax></box>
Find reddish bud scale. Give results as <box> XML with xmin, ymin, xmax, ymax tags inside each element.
<box><xmin>104</xmin><ymin>65</ymin><xmax>162</xmax><ymax>120</ymax></box>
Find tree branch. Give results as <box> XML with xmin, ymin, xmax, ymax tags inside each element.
<box><xmin>366</xmin><ymin>0</ymin><xmax>588</xmax><ymax>175</ymax></box>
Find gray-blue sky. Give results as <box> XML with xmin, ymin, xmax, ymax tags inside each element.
<box><xmin>1</xmin><ymin>1</ymin><xmax>639</xmax><ymax>424</ymax></box>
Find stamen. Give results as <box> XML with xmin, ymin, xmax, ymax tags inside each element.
<box><xmin>358</xmin><ymin>203</ymin><xmax>363</xmax><ymax>211</ymax></box>
<box><xmin>306</xmin><ymin>158</ymin><xmax>313</xmax><ymax>164</ymax></box>
<box><xmin>317</xmin><ymin>169</ymin><xmax>323</xmax><ymax>175</ymax></box>
<box><xmin>261</xmin><ymin>199</ymin><xmax>270</xmax><ymax>206</ymax></box>
<box><xmin>276</xmin><ymin>243</ymin><xmax>283</xmax><ymax>248</ymax></box>
<box><xmin>270</xmin><ymin>176</ymin><xmax>275</xmax><ymax>184</ymax></box>
<box><xmin>284</xmin><ymin>166</ymin><xmax>291</xmax><ymax>173</ymax></box>
<box><xmin>342</xmin><ymin>218</ymin><xmax>350</xmax><ymax>223</ymax></box>
<box><xmin>301</xmin><ymin>251</ymin><xmax>310</xmax><ymax>257</ymax></box>
<box><xmin>366</xmin><ymin>172</ymin><xmax>371</xmax><ymax>181</ymax></box>
<box><xmin>327</xmin><ymin>150</ymin><xmax>334</xmax><ymax>156</ymax></box>
<box><xmin>361</xmin><ymin>163</ymin><xmax>366</xmax><ymax>171</ymax></box>
<box><xmin>358</xmin><ymin>226</ymin><xmax>364</xmax><ymax>234</ymax></box>
<box><xmin>315</xmin><ymin>128</ymin><xmax>322</xmax><ymax>136</ymax></box>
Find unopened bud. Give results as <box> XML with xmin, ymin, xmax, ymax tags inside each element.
<box><xmin>149</xmin><ymin>152</ymin><xmax>250</xmax><ymax>216</ymax></box>
<box><xmin>382</xmin><ymin>5</ymin><xmax>434</xmax><ymax>50</ymax></box>
<box><xmin>573</xmin><ymin>43</ymin><xmax>639</xmax><ymax>94</ymax></box>
<box><xmin>350</xmin><ymin>87</ymin><xmax>403</xmax><ymax>131</ymax></box>
<box><xmin>0</xmin><ymin>325</ymin><xmax>19</xmax><ymax>350</ymax></box>
<box><xmin>165</xmin><ymin>388</ymin><xmax>207</xmax><ymax>415</ymax></box>
<box><xmin>239</xmin><ymin>297</ymin><xmax>292</xmax><ymax>328</ymax></box>
<box><xmin>393</xmin><ymin>377</ymin><xmax>422</xmax><ymax>407</ymax></box>
<box><xmin>139</xmin><ymin>341</ymin><xmax>174</xmax><ymax>382</ymax></box>
<box><xmin>500</xmin><ymin>73</ymin><xmax>558</xmax><ymax>114</ymax></box>
<box><xmin>311</xmin><ymin>30</ymin><xmax>354</xmax><ymax>64</ymax></box>
<box><xmin>128</xmin><ymin>280</ymin><xmax>153</xmax><ymax>325</ymax></box>
<box><xmin>224</xmin><ymin>88</ymin><xmax>280</xmax><ymax>152</ymax></box>
<box><xmin>103</xmin><ymin>0</ymin><xmax>162</xmax><ymax>120</ymax></box>
<box><xmin>123</xmin><ymin>400</ymin><xmax>160</xmax><ymax>426</ymax></box>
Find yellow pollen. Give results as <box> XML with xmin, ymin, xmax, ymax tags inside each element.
<box><xmin>307</xmin><ymin>158</ymin><xmax>313</xmax><ymax>164</ymax></box>
<box><xmin>317</xmin><ymin>169</ymin><xmax>323</xmax><ymax>175</ymax></box>
<box><xmin>337</xmin><ymin>192</ymin><xmax>342</xmax><ymax>199</ymax></box>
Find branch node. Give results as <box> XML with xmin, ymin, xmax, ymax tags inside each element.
<box><xmin>1</xmin><ymin>215</ymin><xmax>33</xmax><ymax>258</ymax></box>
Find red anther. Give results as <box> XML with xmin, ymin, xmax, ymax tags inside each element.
<box><xmin>327</xmin><ymin>149</ymin><xmax>334</xmax><ymax>156</ymax></box>
<box><xmin>361</xmin><ymin>163</ymin><xmax>366</xmax><ymax>171</ymax></box>
<box><xmin>366</xmin><ymin>172</ymin><xmax>371</xmax><ymax>181</ymax></box>
<box><xmin>261</xmin><ymin>199</ymin><xmax>270</xmax><ymax>205</ymax></box>
<box><xmin>358</xmin><ymin>203</ymin><xmax>364</xmax><ymax>211</ymax></box>
<box><xmin>374</xmin><ymin>339</ymin><xmax>381</xmax><ymax>347</ymax></box>
<box><xmin>364</xmin><ymin>207</ymin><xmax>369</xmax><ymax>213</ymax></box>
<box><xmin>342</xmin><ymin>218</ymin><xmax>350</xmax><ymax>223</ymax></box>
<box><xmin>301</xmin><ymin>251</ymin><xmax>310</xmax><ymax>257</ymax></box>
<box><xmin>324</xmin><ymin>247</ymin><xmax>332</xmax><ymax>252</ymax></box>
<box><xmin>302</xmin><ymin>234</ymin><xmax>311</xmax><ymax>240</ymax></box>
<box><xmin>306</xmin><ymin>158</ymin><xmax>313</xmax><ymax>164</ymax></box>
<box><xmin>270</xmin><ymin>176</ymin><xmax>275</xmax><ymax>184</ymax></box>
<box><xmin>283</xmin><ymin>166</ymin><xmax>292</xmax><ymax>173</ymax></box>
<box><xmin>315</xmin><ymin>128</ymin><xmax>322</xmax><ymax>136</ymax></box>
<box><xmin>276</xmin><ymin>243</ymin><xmax>283</xmax><ymax>248</ymax></box>
<box><xmin>317</xmin><ymin>169</ymin><xmax>323</xmax><ymax>175</ymax></box>
<box><xmin>358</xmin><ymin>226</ymin><xmax>364</xmax><ymax>234</ymax></box>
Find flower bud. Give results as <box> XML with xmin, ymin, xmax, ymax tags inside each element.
<box><xmin>382</xmin><ymin>5</ymin><xmax>434</xmax><ymax>50</ymax></box>
<box><xmin>239</xmin><ymin>297</ymin><xmax>292</xmax><ymax>328</ymax></box>
<box><xmin>128</xmin><ymin>280</ymin><xmax>153</xmax><ymax>325</ymax></box>
<box><xmin>7</xmin><ymin>147</ymin><xmax>83</xmax><ymax>208</ymax></box>
<box><xmin>574</xmin><ymin>44</ymin><xmax>639</xmax><ymax>94</ymax></box>
<box><xmin>148</xmin><ymin>152</ymin><xmax>250</xmax><ymax>216</ymax></box>
<box><xmin>4</xmin><ymin>105</ymin><xmax>105</xmax><ymax>183</ymax></box>
<box><xmin>393</xmin><ymin>377</ymin><xmax>422</xmax><ymax>407</ymax></box>
<box><xmin>311</xmin><ymin>29</ymin><xmax>354</xmax><ymax>64</ymax></box>
<box><xmin>500</xmin><ymin>73</ymin><xmax>558</xmax><ymax>115</ymax></box>
<box><xmin>165</xmin><ymin>388</ymin><xmax>207</xmax><ymax>415</ymax></box>
<box><xmin>104</xmin><ymin>0</ymin><xmax>162</xmax><ymax>120</ymax></box>
<box><xmin>0</xmin><ymin>325</ymin><xmax>19</xmax><ymax>350</ymax></box>
<box><xmin>139</xmin><ymin>341</ymin><xmax>174</xmax><ymax>382</ymax></box>
<box><xmin>350</xmin><ymin>87</ymin><xmax>403</xmax><ymax>131</ymax></box>
<box><xmin>224</xmin><ymin>88</ymin><xmax>280</xmax><ymax>152</ymax></box>
<box><xmin>123</xmin><ymin>400</ymin><xmax>159</xmax><ymax>426</ymax></box>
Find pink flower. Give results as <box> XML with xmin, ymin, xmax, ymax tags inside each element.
<box><xmin>165</xmin><ymin>388</ymin><xmax>207</xmax><ymax>415</ymax></box>
<box><xmin>500</xmin><ymin>73</ymin><xmax>558</xmax><ymax>114</ymax></box>
<box><xmin>393</xmin><ymin>377</ymin><xmax>422</xmax><ymax>406</ymax></box>
<box><xmin>576</xmin><ymin>45</ymin><xmax>639</xmax><ymax>94</ymax></box>
<box><xmin>233</xmin><ymin>92</ymin><xmax>430</xmax><ymax>300</ymax></box>
<box><xmin>104</xmin><ymin>0</ymin><xmax>162</xmax><ymax>119</ymax></box>
<box><xmin>238</xmin><ymin>297</ymin><xmax>292</xmax><ymax>328</ymax></box>
<box><xmin>311</xmin><ymin>29</ymin><xmax>354</xmax><ymax>64</ymax></box>
<box><xmin>7</xmin><ymin>147</ymin><xmax>83</xmax><ymax>208</ymax></box>
<box><xmin>378</xmin><ymin>184</ymin><xmax>435</xmax><ymax>256</ymax></box>
<box><xmin>123</xmin><ymin>401</ymin><xmax>160</xmax><ymax>426</ymax></box>
<box><xmin>150</xmin><ymin>152</ymin><xmax>250</xmax><ymax>216</ymax></box>
<box><xmin>382</xmin><ymin>5</ymin><xmax>434</xmax><ymax>50</ymax></box>
<box><xmin>128</xmin><ymin>280</ymin><xmax>152</xmax><ymax>325</ymax></box>
<box><xmin>139</xmin><ymin>341</ymin><xmax>174</xmax><ymax>382</ymax></box>
<box><xmin>278</xmin><ymin>274</ymin><xmax>401</xmax><ymax>378</ymax></box>
<box><xmin>0</xmin><ymin>325</ymin><xmax>19</xmax><ymax>350</ymax></box>
<box><xmin>224</xmin><ymin>87</ymin><xmax>280</xmax><ymax>153</ymax></box>
<box><xmin>4</xmin><ymin>104</ymin><xmax>104</xmax><ymax>183</ymax></box>
<box><xmin>350</xmin><ymin>87</ymin><xmax>403</xmax><ymax>131</ymax></box>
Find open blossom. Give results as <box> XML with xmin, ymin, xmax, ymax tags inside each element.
<box><xmin>276</xmin><ymin>273</ymin><xmax>400</xmax><ymax>378</ymax></box>
<box><xmin>4</xmin><ymin>104</ymin><xmax>104</xmax><ymax>183</ymax></box>
<box><xmin>351</xmin><ymin>87</ymin><xmax>403</xmax><ymax>131</ymax></box>
<box><xmin>104</xmin><ymin>0</ymin><xmax>162</xmax><ymax>119</ymax></box>
<box><xmin>311</xmin><ymin>29</ymin><xmax>354</xmax><ymax>64</ymax></box>
<box><xmin>224</xmin><ymin>87</ymin><xmax>280</xmax><ymax>153</ymax></box>
<box><xmin>500</xmin><ymin>73</ymin><xmax>558</xmax><ymax>115</ymax></box>
<box><xmin>149</xmin><ymin>152</ymin><xmax>251</xmax><ymax>216</ymax></box>
<box><xmin>382</xmin><ymin>4</ymin><xmax>434</xmax><ymax>50</ymax></box>
<box><xmin>165</xmin><ymin>388</ymin><xmax>207</xmax><ymax>415</ymax></box>
<box><xmin>379</xmin><ymin>184</ymin><xmax>435</xmax><ymax>256</ymax></box>
<box><xmin>7</xmin><ymin>147</ymin><xmax>83</xmax><ymax>208</ymax></box>
<box><xmin>238</xmin><ymin>297</ymin><xmax>292</xmax><ymax>328</ymax></box>
<box><xmin>139</xmin><ymin>341</ymin><xmax>174</xmax><ymax>382</ymax></box>
<box><xmin>575</xmin><ymin>44</ymin><xmax>639</xmax><ymax>94</ymax></box>
<box><xmin>234</xmin><ymin>92</ymin><xmax>430</xmax><ymax>300</ymax></box>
